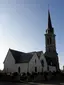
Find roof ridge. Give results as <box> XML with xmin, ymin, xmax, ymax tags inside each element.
<box><xmin>9</xmin><ymin>48</ymin><xmax>25</xmax><ymax>53</ymax></box>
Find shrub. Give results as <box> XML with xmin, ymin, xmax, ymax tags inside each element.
<box><xmin>27</xmin><ymin>72</ymin><xmax>31</xmax><ymax>76</ymax></box>
<box><xmin>20</xmin><ymin>74</ymin><xmax>27</xmax><ymax>81</ymax></box>
<box><xmin>22</xmin><ymin>72</ymin><xmax>26</xmax><ymax>77</ymax></box>
<box><xmin>13</xmin><ymin>72</ymin><xmax>19</xmax><ymax>76</ymax></box>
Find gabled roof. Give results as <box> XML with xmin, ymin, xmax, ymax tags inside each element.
<box><xmin>36</xmin><ymin>51</ymin><xmax>42</xmax><ymax>59</ymax></box>
<box><xmin>9</xmin><ymin>49</ymin><xmax>33</xmax><ymax>63</ymax></box>
<box><xmin>28</xmin><ymin>51</ymin><xmax>42</xmax><ymax>59</ymax></box>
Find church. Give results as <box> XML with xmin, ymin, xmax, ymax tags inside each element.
<box><xmin>3</xmin><ymin>10</ymin><xmax>60</xmax><ymax>74</ymax></box>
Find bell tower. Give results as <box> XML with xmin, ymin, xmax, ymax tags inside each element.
<box><xmin>44</xmin><ymin>10</ymin><xmax>59</xmax><ymax>71</ymax></box>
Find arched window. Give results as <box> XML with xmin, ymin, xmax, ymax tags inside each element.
<box><xmin>47</xmin><ymin>37</ymin><xmax>52</xmax><ymax>45</ymax></box>
<box><xmin>35</xmin><ymin>67</ymin><xmax>37</xmax><ymax>72</ymax></box>
<box><xmin>41</xmin><ymin>60</ymin><xmax>44</xmax><ymax>67</ymax></box>
<box><xmin>35</xmin><ymin>59</ymin><xmax>36</xmax><ymax>63</ymax></box>
<box><xmin>47</xmin><ymin>66</ymin><xmax>49</xmax><ymax>71</ymax></box>
<box><xmin>18</xmin><ymin>67</ymin><xmax>20</xmax><ymax>73</ymax></box>
<box><xmin>47</xmin><ymin>38</ymin><xmax>49</xmax><ymax>45</ymax></box>
<box><xmin>49</xmin><ymin>37</ymin><xmax>52</xmax><ymax>44</ymax></box>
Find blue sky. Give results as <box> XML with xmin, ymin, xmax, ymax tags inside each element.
<box><xmin>0</xmin><ymin>0</ymin><xmax>64</xmax><ymax>70</ymax></box>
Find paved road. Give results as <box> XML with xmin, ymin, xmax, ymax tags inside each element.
<box><xmin>0</xmin><ymin>82</ymin><xmax>64</xmax><ymax>85</ymax></box>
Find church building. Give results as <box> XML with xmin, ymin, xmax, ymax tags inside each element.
<box><xmin>3</xmin><ymin>10</ymin><xmax>60</xmax><ymax>74</ymax></box>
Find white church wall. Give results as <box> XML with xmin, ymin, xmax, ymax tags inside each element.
<box><xmin>3</xmin><ymin>50</ymin><xmax>15</xmax><ymax>73</ymax></box>
<box><xmin>15</xmin><ymin>63</ymin><xmax>28</xmax><ymax>73</ymax></box>
<box><xmin>3</xmin><ymin>50</ymin><xmax>29</xmax><ymax>74</ymax></box>
<box><xmin>29</xmin><ymin>53</ymin><xmax>42</xmax><ymax>73</ymax></box>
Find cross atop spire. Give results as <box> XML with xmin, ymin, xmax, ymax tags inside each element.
<box><xmin>48</xmin><ymin>9</ymin><xmax>52</xmax><ymax>29</ymax></box>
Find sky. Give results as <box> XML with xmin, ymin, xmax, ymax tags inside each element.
<box><xmin>0</xmin><ymin>0</ymin><xmax>64</xmax><ymax>70</ymax></box>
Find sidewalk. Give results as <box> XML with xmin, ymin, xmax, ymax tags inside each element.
<box><xmin>27</xmin><ymin>82</ymin><xmax>59</xmax><ymax>85</ymax></box>
<box><xmin>26</xmin><ymin>80</ymin><xmax>64</xmax><ymax>85</ymax></box>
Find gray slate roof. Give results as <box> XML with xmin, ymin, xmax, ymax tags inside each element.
<box><xmin>29</xmin><ymin>51</ymin><xmax>42</xmax><ymax>59</ymax></box>
<box><xmin>9</xmin><ymin>49</ymin><xmax>42</xmax><ymax>64</ymax></box>
<box><xmin>9</xmin><ymin>49</ymin><xmax>33</xmax><ymax>63</ymax></box>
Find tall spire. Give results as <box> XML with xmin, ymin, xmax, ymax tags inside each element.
<box><xmin>46</xmin><ymin>9</ymin><xmax>54</xmax><ymax>34</ymax></box>
<box><xmin>48</xmin><ymin>9</ymin><xmax>52</xmax><ymax>29</ymax></box>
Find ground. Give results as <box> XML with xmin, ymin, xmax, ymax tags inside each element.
<box><xmin>0</xmin><ymin>82</ymin><xmax>64</xmax><ymax>85</ymax></box>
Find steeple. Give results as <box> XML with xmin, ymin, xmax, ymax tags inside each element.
<box><xmin>45</xmin><ymin>9</ymin><xmax>59</xmax><ymax>71</ymax></box>
<box><xmin>48</xmin><ymin>9</ymin><xmax>52</xmax><ymax>29</ymax></box>
<box><xmin>46</xmin><ymin>9</ymin><xmax>54</xmax><ymax>34</ymax></box>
